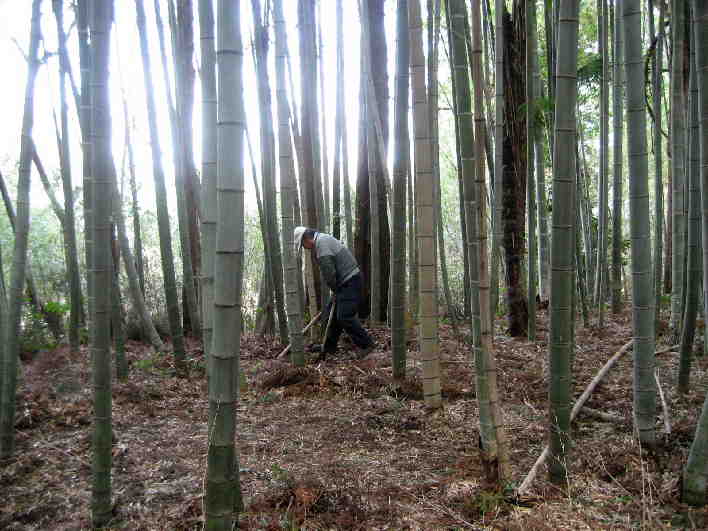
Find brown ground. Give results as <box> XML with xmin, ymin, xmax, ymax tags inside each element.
<box><xmin>3</xmin><ymin>309</ymin><xmax>708</xmax><ymax>530</ymax></box>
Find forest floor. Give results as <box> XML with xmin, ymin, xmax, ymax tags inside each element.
<box><xmin>3</xmin><ymin>308</ymin><xmax>708</xmax><ymax>529</ymax></box>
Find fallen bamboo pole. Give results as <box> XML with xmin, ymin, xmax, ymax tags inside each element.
<box><xmin>517</xmin><ymin>341</ymin><xmax>679</xmax><ymax>495</ymax></box>
<box><xmin>517</xmin><ymin>339</ymin><xmax>633</xmax><ymax>495</ymax></box>
<box><xmin>276</xmin><ymin>311</ymin><xmax>323</xmax><ymax>359</ymax></box>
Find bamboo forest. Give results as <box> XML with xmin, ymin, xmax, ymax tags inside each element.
<box><xmin>4</xmin><ymin>0</ymin><xmax>708</xmax><ymax>528</ymax></box>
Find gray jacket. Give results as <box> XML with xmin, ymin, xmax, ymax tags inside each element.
<box><xmin>313</xmin><ymin>233</ymin><xmax>360</xmax><ymax>291</ymax></box>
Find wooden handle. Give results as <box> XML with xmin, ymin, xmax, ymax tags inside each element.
<box><xmin>276</xmin><ymin>311</ymin><xmax>323</xmax><ymax>359</ymax></box>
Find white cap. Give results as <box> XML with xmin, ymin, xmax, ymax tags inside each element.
<box><xmin>293</xmin><ymin>226</ymin><xmax>307</xmax><ymax>256</ymax></box>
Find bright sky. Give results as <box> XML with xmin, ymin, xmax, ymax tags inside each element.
<box><xmin>0</xmin><ymin>0</ymin><xmax>399</xmax><ymax>219</ymax></box>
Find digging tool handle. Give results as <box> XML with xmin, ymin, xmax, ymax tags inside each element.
<box><xmin>277</xmin><ymin>311</ymin><xmax>323</xmax><ymax>359</ymax></box>
<box><xmin>322</xmin><ymin>297</ymin><xmax>336</xmax><ymax>346</ymax></box>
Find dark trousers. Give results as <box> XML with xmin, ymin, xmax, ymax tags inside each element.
<box><xmin>323</xmin><ymin>273</ymin><xmax>373</xmax><ymax>352</ymax></box>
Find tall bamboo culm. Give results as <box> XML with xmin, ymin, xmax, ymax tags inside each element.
<box><xmin>548</xmin><ymin>0</ymin><xmax>581</xmax><ymax>485</ymax></box>
<box><xmin>391</xmin><ymin>0</ymin><xmax>409</xmax><ymax>379</ymax></box>
<box><xmin>78</xmin><ymin>0</ymin><xmax>93</xmax><ymax>348</ymax></box>
<box><xmin>678</xmin><ymin>41</ymin><xmax>700</xmax><ymax>394</ymax></box>
<box><xmin>89</xmin><ymin>0</ymin><xmax>114</xmax><ymax>525</ymax></box>
<box><xmin>670</xmin><ymin>0</ymin><xmax>687</xmax><ymax>339</ymax></box>
<box><xmin>0</xmin><ymin>0</ymin><xmax>42</xmax><ymax>460</ymax></box>
<box><xmin>683</xmin><ymin>0</ymin><xmax>708</xmax><ymax>505</ymax></box>
<box><xmin>652</xmin><ymin>0</ymin><xmax>666</xmax><ymax>325</ymax></box>
<box><xmin>471</xmin><ymin>0</ymin><xmax>509</xmax><ymax>481</ymax></box>
<box><xmin>199</xmin><ymin>0</ymin><xmax>216</xmax><ymax>364</ymax></box>
<box><xmin>623</xmin><ymin>0</ymin><xmax>656</xmax><ymax>448</ymax></box>
<box><xmin>612</xmin><ymin>0</ymin><xmax>624</xmax><ymax>314</ymax></box>
<box><xmin>274</xmin><ymin>0</ymin><xmax>305</xmax><ymax>367</ymax></box>
<box><xmin>526</xmin><ymin>0</ymin><xmax>538</xmax><ymax>340</ymax></box>
<box><xmin>135</xmin><ymin>0</ymin><xmax>186</xmax><ymax>371</ymax></box>
<box><xmin>53</xmin><ymin>0</ymin><xmax>82</xmax><ymax>351</ymax></box>
<box><xmin>596</xmin><ymin>0</ymin><xmax>609</xmax><ymax>326</ymax></box>
<box><xmin>205</xmin><ymin>1</ymin><xmax>245</xmax><ymax>527</ymax></box>
<box><xmin>490</xmin><ymin>0</ymin><xmax>504</xmax><ymax>318</ymax></box>
<box><xmin>409</xmin><ymin>0</ymin><xmax>440</xmax><ymax>409</ymax></box>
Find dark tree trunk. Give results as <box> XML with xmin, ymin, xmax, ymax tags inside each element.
<box><xmin>298</xmin><ymin>0</ymin><xmax>322</xmax><ymax>309</ymax></box>
<box><xmin>176</xmin><ymin>0</ymin><xmax>202</xmax><ymax>301</ymax></box>
<box><xmin>354</xmin><ymin>0</ymin><xmax>390</xmax><ymax>320</ymax></box>
<box><xmin>664</xmin><ymin>151</ymin><xmax>672</xmax><ymax>294</ymax></box>
<box><xmin>502</xmin><ymin>4</ymin><xmax>528</xmax><ymax>337</ymax></box>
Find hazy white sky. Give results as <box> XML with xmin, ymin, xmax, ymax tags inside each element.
<box><xmin>0</xmin><ymin>0</ymin><xmax>399</xmax><ymax>218</ymax></box>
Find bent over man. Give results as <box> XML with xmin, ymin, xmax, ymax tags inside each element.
<box><xmin>294</xmin><ymin>227</ymin><xmax>375</xmax><ymax>359</ymax></box>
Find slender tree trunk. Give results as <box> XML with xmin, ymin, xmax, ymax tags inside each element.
<box><xmin>536</xmin><ymin>74</ymin><xmax>549</xmax><ymax>302</ymax></box>
<box><xmin>526</xmin><ymin>0</ymin><xmax>538</xmax><ymax>340</ymax></box>
<box><xmin>490</xmin><ymin>0</ymin><xmax>504</xmax><ymax>320</ymax></box>
<box><xmin>53</xmin><ymin>0</ymin><xmax>82</xmax><ymax>351</ymax></box>
<box><xmin>442</xmin><ymin>23</ymin><xmax>471</xmax><ymax>320</ymax></box>
<box><xmin>447</xmin><ymin>0</ymin><xmax>480</xmax><ymax>348</ymax></box>
<box><xmin>177</xmin><ymin>0</ymin><xmax>202</xmax><ymax>332</ymax></box>
<box><xmin>578</xmin><ymin>121</ymin><xmax>596</xmax><ymax>289</ymax></box>
<box><xmin>199</xmin><ymin>0</ymin><xmax>216</xmax><ymax>364</ymax></box>
<box><xmin>247</xmin><ymin>128</ymin><xmax>276</xmax><ymax>337</ymax></box>
<box><xmin>544</xmin><ymin>0</ymin><xmax>555</xmax><ymax>128</ymax></box>
<box><xmin>392</xmin><ymin>0</ymin><xmax>409</xmax><ymax>379</ymax></box>
<box><xmin>252</xmin><ymin>0</ymin><xmax>288</xmax><ymax>345</ymax></box>
<box><xmin>274</xmin><ymin>0</ymin><xmax>305</xmax><ymax>367</ymax></box>
<box><xmin>122</xmin><ymin>100</ymin><xmax>145</xmax><ymax>296</ymax></box>
<box><xmin>665</xmin><ymin>164</ymin><xmax>673</xmax><ymax>295</ymax></box>
<box><xmin>502</xmin><ymin>4</ymin><xmax>528</xmax><ymax>337</ymax></box>
<box><xmin>356</xmin><ymin>0</ymin><xmax>390</xmax><ymax>322</ymax></box>
<box><xmin>409</xmin><ymin>0</ymin><xmax>440</xmax><ymax>409</ymax></box>
<box><xmin>683</xmin><ymin>0</ymin><xmax>708</xmax><ymax>506</ymax></box>
<box><xmin>341</xmin><ymin>51</ymin><xmax>354</xmax><ymax>250</ymax></box>
<box><xmin>89</xmin><ymin>0</ymin><xmax>114</xmax><ymax>525</ymax></box>
<box><xmin>111</xmin><ymin>164</ymin><xmax>165</xmax><ymax>351</ymax></box>
<box><xmin>205</xmin><ymin>1</ymin><xmax>245</xmax><ymax>525</ymax></box>
<box><xmin>178</xmin><ymin>0</ymin><xmax>202</xmax><ymax>294</ymax></box>
<box><xmin>624</xmin><ymin>0</ymin><xmax>656</xmax><ymax>448</ymax></box>
<box><xmin>678</xmin><ymin>47</ymin><xmax>700</xmax><ymax>394</ymax></box>
<box><xmin>298</xmin><ymin>0</ymin><xmax>323</xmax><ymax>312</ymax></box>
<box><xmin>471</xmin><ymin>0</ymin><xmax>510</xmax><ymax>481</ymax></box>
<box><xmin>0</xmin><ymin>250</ymin><xmax>7</xmax><ymax>416</ymax></box>
<box><xmin>612</xmin><ymin>0</ymin><xmax>625</xmax><ymax>314</ymax></box>
<box><xmin>0</xmin><ymin>0</ymin><xmax>42</xmax><ymax>460</ymax></box>
<box><xmin>156</xmin><ymin>0</ymin><xmax>201</xmax><ymax>337</ymax></box>
<box><xmin>365</xmin><ymin>56</ymin><xmax>381</xmax><ymax>325</ymax></box>
<box><xmin>111</xmin><ymin>232</ymin><xmax>128</xmax><ymax>382</ymax></box>
<box><xmin>652</xmin><ymin>0</ymin><xmax>666</xmax><ymax>325</ymax></box>
<box><xmin>429</xmin><ymin>0</ymin><xmax>457</xmax><ymax>334</ymax></box>
<box><xmin>576</xmin><ymin>177</ymin><xmax>590</xmax><ymax>327</ymax></box>
<box><xmin>136</xmin><ymin>0</ymin><xmax>186</xmax><ymax>370</ymax></box>
<box><xmin>317</xmin><ymin>1</ymin><xmax>330</xmax><ymax>232</ymax></box>
<box><xmin>407</xmin><ymin>165</ymin><xmax>418</xmax><ymax>318</ymax></box>
<box><xmin>332</xmin><ymin>0</ymin><xmax>344</xmax><ymax>242</ymax></box>
<box><xmin>671</xmin><ymin>0</ymin><xmax>688</xmax><ymax>339</ymax></box>
<box><xmin>35</xmin><ymin>144</ymin><xmax>65</xmax><ymax>222</ymax></box>
<box><xmin>548</xmin><ymin>0</ymin><xmax>580</xmax><ymax>485</ymax></box>
<box><xmin>596</xmin><ymin>0</ymin><xmax>610</xmax><ymax>326</ymax></box>
<box><xmin>78</xmin><ymin>0</ymin><xmax>93</xmax><ymax>347</ymax></box>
